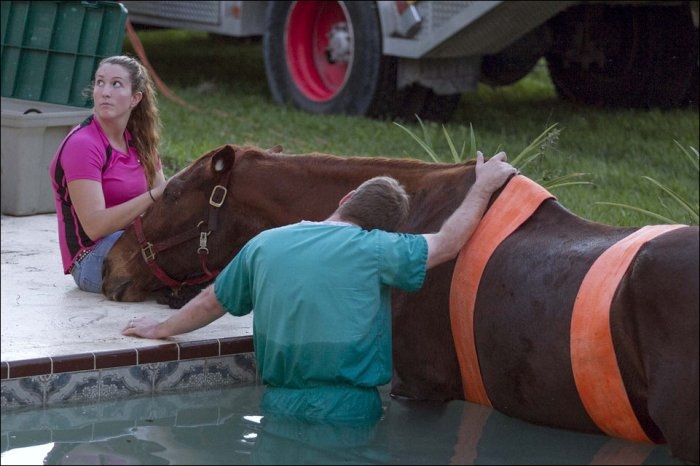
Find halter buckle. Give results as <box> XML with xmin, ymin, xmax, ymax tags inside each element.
<box><xmin>141</xmin><ymin>242</ymin><xmax>155</xmax><ymax>263</ymax></box>
<box><xmin>198</xmin><ymin>231</ymin><xmax>210</xmax><ymax>254</ymax></box>
<box><xmin>209</xmin><ymin>185</ymin><xmax>227</xmax><ymax>208</ymax></box>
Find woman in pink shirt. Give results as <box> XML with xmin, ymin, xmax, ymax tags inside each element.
<box><xmin>50</xmin><ymin>55</ymin><xmax>167</xmax><ymax>293</ymax></box>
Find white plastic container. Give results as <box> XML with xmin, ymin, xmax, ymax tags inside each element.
<box><xmin>1</xmin><ymin>97</ymin><xmax>91</xmax><ymax>216</ymax></box>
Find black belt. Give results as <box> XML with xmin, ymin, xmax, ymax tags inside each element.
<box><xmin>69</xmin><ymin>248</ymin><xmax>93</xmax><ymax>273</ymax></box>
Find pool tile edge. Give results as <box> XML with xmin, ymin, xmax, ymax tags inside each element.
<box><xmin>0</xmin><ymin>336</ymin><xmax>257</xmax><ymax>411</ymax></box>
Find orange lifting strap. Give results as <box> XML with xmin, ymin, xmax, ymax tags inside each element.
<box><xmin>449</xmin><ymin>173</ymin><xmax>686</xmax><ymax>443</ymax></box>
<box><xmin>449</xmin><ymin>175</ymin><xmax>555</xmax><ymax>406</ymax></box>
<box><xmin>570</xmin><ymin>223</ymin><xmax>685</xmax><ymax>443</ymax></box>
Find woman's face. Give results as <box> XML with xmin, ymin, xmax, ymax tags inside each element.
<box><xmin>93</xmin><ymin>63</ymin><xmax>142</xmax><ymax>121</ymax></box>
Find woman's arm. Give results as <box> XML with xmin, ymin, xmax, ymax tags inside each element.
<box><xmin>68</xmin><ymin>179</ymin><xmax>156</xmax><ymax>240</ymax></box>
<box><xmin>153</xmin><ymin>167</ymin><xmax>167</xmax><ymax>190</ymax></box>
<box><xmin>68</xmin><ymin>166</ymin><xmax>168</xmax><ymax>241</ymax></box>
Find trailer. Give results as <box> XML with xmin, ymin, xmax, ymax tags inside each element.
<box><xmin>122</xmin><ymin>1</ymin><xmax>699</xmax><ymax>122</ymax></box>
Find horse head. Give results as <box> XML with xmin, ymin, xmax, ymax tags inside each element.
<box><xmin>102</xmin><ymin>144</ymin><xmax>282</xmax><ymax>302</ymax></box>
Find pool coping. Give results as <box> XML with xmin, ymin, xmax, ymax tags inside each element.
<box><xmin>1</xmin><ymin>336</ymin><xmax>258</xmax><ymax>411</ymax></box>
<box><xmin>1</xmin><ymin>336</ymin><xmax>254</xmax><ymax>380</ymax></box>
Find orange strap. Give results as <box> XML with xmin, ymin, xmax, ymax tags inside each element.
<box><xmin>589</xmin><ymin>439</ymin><xmax>656</xmax><ymax>465</ymax></box>
<box><xmin>449</xmin><ymin>176</ymin><xmax>555</xmax><ymax>405</ymax></box>
<box><xmin>570</xmin><ymin>224</ymin><xmax>685</xmax><ymax>443</ymax></box>
<box><xmin>450</xmin><ymin>402</ymin><xmax>492</xmax><ymax>464</ymax></box>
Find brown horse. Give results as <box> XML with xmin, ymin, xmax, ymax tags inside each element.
<box><xmin>102</xmin><ymin>144</ymin><xmax>699</xmax><ymax>464</ymax></box>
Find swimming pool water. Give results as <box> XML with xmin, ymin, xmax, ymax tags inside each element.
<box><xmin>1</xmin><ymin>383</ymin><xmax>682</xmax><ymax>465</ymax></box>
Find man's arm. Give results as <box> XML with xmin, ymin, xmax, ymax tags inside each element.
<box><xmin>122</xmin><ymin>284</ymin><xmax>226</xmax><ymax>339</ymax></box>
<box><xmin>423</xmin><ymin>151</ymin><xmax>516</xmax><ymax>269</ymax></box>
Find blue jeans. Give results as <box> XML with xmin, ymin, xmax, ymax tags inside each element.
<box><xmin>71</xmin><ymin>230</ymin><xmax>124</xmax><ymax>293</ymax></box>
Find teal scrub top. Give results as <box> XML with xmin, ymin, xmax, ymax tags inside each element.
<box><xmin>214</xmin><ymin>221</ymin><xmax>428</xmax><ymax>421</ymax></box>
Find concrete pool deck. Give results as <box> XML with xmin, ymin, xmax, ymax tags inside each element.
<box><xmin>1</xmin><ymin>213</ymin><xmax>256</xmax><ymax>407</ymax></box>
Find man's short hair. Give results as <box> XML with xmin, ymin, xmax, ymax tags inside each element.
<box><xmin>338</xmin><ymin>176</ymin><xmax>410</xmax><ymax>231</ymax></box>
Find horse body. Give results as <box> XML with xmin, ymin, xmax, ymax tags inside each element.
<box><xmin>102</xmin><ymin>144</ymin><xmax>699</xmax><ymax>464</ymax></box>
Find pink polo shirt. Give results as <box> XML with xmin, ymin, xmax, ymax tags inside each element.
<box><xmin>49</xmin><ymin>116</ymin><xmax>160</xmax><ymax>273</ymax></box>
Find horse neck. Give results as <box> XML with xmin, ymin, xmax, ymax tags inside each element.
<box><xmin>233</xmin><ymin>152</ymin><xmax>473</xmax><ymax>227</ymax></box>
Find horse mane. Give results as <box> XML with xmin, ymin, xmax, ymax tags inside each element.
<box><xmin>231</xmin><ymin>143</ymin><xmax>478</xmax><ymax>169</ymax></box>
<box><xmin>180</xmin><ymin>144</ymin><xmax>478</xmax><ymax>184</ymax></box>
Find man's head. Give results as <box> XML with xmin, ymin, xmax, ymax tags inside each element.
<box><xmin>336</xmin><ymin>176</ymin><xmax>410</xmax><ymax>232</ymax></box>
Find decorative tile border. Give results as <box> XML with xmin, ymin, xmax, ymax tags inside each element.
<box><xmin>1</xmin><ymin>336</ymin><xmax>257</xmax><ymax>411</ymax></box>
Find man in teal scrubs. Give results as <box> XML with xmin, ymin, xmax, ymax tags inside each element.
<box><xmin>123</xmin><ymin>151</ymin><xmax>516</xmax><ymax>423</ymax></box>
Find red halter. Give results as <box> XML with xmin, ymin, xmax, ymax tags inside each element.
<box><xmin>133</xmin><ymin>173</ymin><xmax>230</xmax><ymax>292</ymax></box>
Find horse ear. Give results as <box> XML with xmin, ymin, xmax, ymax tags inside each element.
<box><xmin>211</xmin><ymin>145</ymin><xmax>236</xmax><ymax>174</ymax></box>
<box><xmin>268</xmin><ymin>144</ymin><xmax>283</xmax><ymax>153</ymax></box>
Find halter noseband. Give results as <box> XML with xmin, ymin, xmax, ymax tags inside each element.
<box><xmin>133</xmin><ymin>172</ymin><xmax>231</xmax><ymax>292</ymax></box>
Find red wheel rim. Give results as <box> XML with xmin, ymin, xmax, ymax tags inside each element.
<box><xmin>285</xmin><ymin>1</ymin><xmax>351</xmax><ymax>102</ymax></box>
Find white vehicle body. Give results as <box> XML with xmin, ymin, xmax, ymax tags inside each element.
<box><xmin>122</xmin><ymin>1</ymin><xmax>699</xmax><ymax>121</ymax></box>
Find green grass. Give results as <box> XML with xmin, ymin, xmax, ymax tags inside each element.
<box><xmin>124</xmin><ymin>29</ymin><xmax>699</xmax><ymax>227</ymax></box>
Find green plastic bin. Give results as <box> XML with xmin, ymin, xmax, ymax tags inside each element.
<box><xmin>1</xmin><ymin>1</ymin><xmax>128</xmax><ymax>108</ymax></box>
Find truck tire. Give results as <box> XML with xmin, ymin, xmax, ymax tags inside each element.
<box><xmin>262</xmin><ymin>1</ymin><xmax>459</xmax><ymax>121</ymax></box>
<box><xmin>685</xmin><ymin>61</ymin><xmax>699</xmax><ymax>108</ymax></box>
<box><xmin>263</xmin><ymin>1</ymin><xmax>387</xmax><ymax>117</ymax></box>
<box><xmin>480</xmin><ymin>26</ymin><xmax>550</xmax><ymax>87</ymax></box>
<box><xmin>545</xmin><ymin>3</ymin><xmax>697</xmax><ymax>109</ymax></box>
<box><xmin>644</xmin><ymin>4</ymin><xmax>698</xmax><ymax>109</ymax></box>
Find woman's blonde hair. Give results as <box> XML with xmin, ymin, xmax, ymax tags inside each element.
<box><xmin>94</xmin><ymin>55</ymin><xmax>161</xmax><ymax>187</ymax></box>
